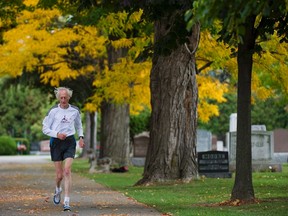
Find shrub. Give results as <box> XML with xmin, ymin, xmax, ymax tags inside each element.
<box><xmin>130</xmin><ymin>107</ymin><xmax>151</xmax><ymax>139</ymax></box>
<box><xmin>0</xmin><ymin>136</ymin><xmax>17</xmax><ymax>155</ymax></box>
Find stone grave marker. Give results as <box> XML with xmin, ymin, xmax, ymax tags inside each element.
<box><xmin>133</xmin><ymin>132</ymin><xmax>149</xmax><ymax>157</ymax></box>
<box><xmin>229</xmin><ymin>131</ymin><xmax>273</xmax><ymax>161</ymax></box>
<box><xmin>273</xmin><ymin>128</ymin><xmax>288</xmax><ymax>163</ymax></box>
<box><xmin>196</xmin><ymin>129</ymin><xmax>212</xmax><ymax>152</ymax></box>
<box><xmin>228</xmin><ymin>131</ymin><xmax>281</xmax><ymax>171</ymax></box>
<box><xmin>198</xmin><ymin>150</ymin><xmax>232</xmax><ymax>178</ymax></box>
<box><xmin>131</xmin><ymin>132</ymin><xmax>149</xmax><ymax>166</ymax></box>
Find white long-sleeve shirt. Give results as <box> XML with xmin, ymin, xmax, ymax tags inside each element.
<box><xmin>42</xmin><ymin>104</ymin><xmax>84</xmax><ymax>138</ymax></box>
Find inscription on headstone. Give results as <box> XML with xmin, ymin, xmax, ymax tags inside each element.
<box><xmin>198</xmin><ymin>151</ymin><xmax>232</xmax><ymax>178</ymax></box>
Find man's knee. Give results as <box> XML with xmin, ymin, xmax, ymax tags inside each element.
<box><xmin>63</xmin><ymin>168</ymin><xmax>71</xmax><ymax>177</ymax></box>
<box><xmin>56</xmin><ymin>172</ymin><xmax>63</xmax><ymax>181</ymax></box>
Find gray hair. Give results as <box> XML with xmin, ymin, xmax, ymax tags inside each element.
<box><xmin>54</xmin><ymin>87</ymin><xmax>73</xmax><ymax>99</ymax></box>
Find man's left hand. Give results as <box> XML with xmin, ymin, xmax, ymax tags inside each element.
<box><xmin>79</xmin><ymin>138</ymin><xmax>85</xmax><ymax>148</ymax></box>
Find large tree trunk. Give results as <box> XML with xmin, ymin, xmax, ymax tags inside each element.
<box><xmin>100</xmin><ymin>101</ymin><xmax>130</xmax><ymax>166</ymax></box>
<box><xmin>231</xmin><ymin>16</ymin><xmax>256</xmax><ymax>201</ymax></box>
<box><xmin>99</xmin><ymin>44</ymin><xmax>130</xmax><ymax>166</ymax></box>
<box><xmin>136</xmin><ymin>12</ymin><xmax>199</xmax><ymax>185</ymax></box>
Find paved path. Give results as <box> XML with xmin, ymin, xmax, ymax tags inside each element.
<box><xmin>0</xmin><ymin>155</ymin><xmax>161</xmax><ymax>216</ymax></box>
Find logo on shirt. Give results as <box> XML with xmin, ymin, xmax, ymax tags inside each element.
<box><xmin>61</xmin><ymin>115</ymin><xmax>69</xmax><ymax>123</ymax></box>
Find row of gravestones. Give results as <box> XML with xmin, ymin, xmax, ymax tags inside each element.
<box><xmin>132</xmin><ymin>128</ymin><xmax>288</xmax><ymax>161</ymax></box>
<box><xmin>131</xmin><ymin>113</ymin><xmax>288</xmax><ymax>177</ymax></box>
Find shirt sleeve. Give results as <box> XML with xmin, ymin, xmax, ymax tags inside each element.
<box><xmin>42</xmin><ymin>112</ymin><xmax>58</xmax><ymax>138</ymax></box>
<box><xmin>74</xmin><ymin>111</ymin><xmax>84</xmax><ymax>138</ymax></box>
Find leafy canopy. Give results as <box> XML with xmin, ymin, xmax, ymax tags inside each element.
<box><xmin>0</xmin><ymin>6</ymin><xmax>106</xmax><ymax>86</ymax></box>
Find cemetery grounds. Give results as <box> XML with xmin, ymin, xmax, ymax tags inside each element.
<box><xmin>73</xmin><ymin>159</ymin><xmax>288</xmax><ymax>216</ymax></box>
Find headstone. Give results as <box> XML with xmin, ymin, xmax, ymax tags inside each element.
<box><xmin>273</xmin><ymin>128</ymin><xmax>288</xmax><ymax>163</ymax></box>
<box><xmin>229</xmin><ymin>131</ymin><xmax>273</xmax><ymax>161</ymax></box>
<box><xmin>131</xmin><ymin>132</ymin><xmax>149</xmax><ymax>166</ymax></box>
<box><xmin>229</xmin><ymin>113</ymin><xmax>237</xmax><ymax>132</ymax></box>
<box><xmin>229</xmin><ymin>131</ymin><xmax>281</xmax><ymax>171</ymax></box>
<box><xmin>216</xmin><ymin>141</ymin><xmax>224</xmax><ymax>151</ymax></box>
<box><xmin>251</xmin><ymin>132</ymin><xmax>273</xmax><ymax>160</ymax></box>
<box><xmin>131</xmin><ymin>129</ymin><xmax>213</xmax><ymax>166</ymax></box>
<box><xmin>274</xmin><ymin>129</ymin><xmax>288</xmax><ymax>152</ymax></box>
<box><xmin>196</xmin><ymin>129</ymin><xmax>212</xmax><ymax>152</ymax></box>
<box><xmin>198</xmin><ymin>151</ymin><xmax>232</xmax><ymax>178</ymax></box>
<box><xmin>252</xmin><ymin>125</ymin><xmax>266</xmax><ymax>131</ymax></box>
<box><xmin>133</xmin><ymin>132</ymin><xmax>149</xmax><ymax>157</ymax></box>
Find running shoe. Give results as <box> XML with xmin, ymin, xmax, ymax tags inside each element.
<box><xmin>63</xmin><ymin>203</ymin><xmax>71</xmax><ymax>211</ymax></box>
<box><xmin>53</xmin><ymin>188</ymin><xmax>62</xmax><ymax>205</ymax></box>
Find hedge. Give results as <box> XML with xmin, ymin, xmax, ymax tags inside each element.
<box><xmin>0</xmin><ymin>135</ymin><xmax>17</xmax><ymax>155</ymax></box>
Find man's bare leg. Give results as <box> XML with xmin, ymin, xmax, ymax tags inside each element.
<box><xmin>54</xmin><ymin>161</ymin><xmax>63</xmax><ymax>188</ymax></box>
<box><xmin>53</xmin><ymin>161</ymin><xmax>63</xmax><ymax>205</ymax></box>
<box><xmin>63</xmin><ymin>157</ymin><xmax>73</xmax><ymax>208</ymax></box>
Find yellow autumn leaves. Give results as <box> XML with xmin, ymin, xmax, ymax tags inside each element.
<box><xmin>0</xmin><ymin>7</ymin><xmax>106</xmax><ymax>85</ymax></box>
<box><xmin>1</xmin><ymin>1</ymin><xmax>286</xmax><ymax>122</ymax></box>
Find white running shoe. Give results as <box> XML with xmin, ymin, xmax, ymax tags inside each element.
<box><xmin>53</xmin><ymin>188</ymin><xmax>62</xmax><ymax>205</ymax></box>
<box><xmin>63</xmin><ymin>201</ymin><xmax>71</xmax><ymax>211</ymax></box>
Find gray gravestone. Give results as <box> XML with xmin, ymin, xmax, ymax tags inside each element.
<box><xmin>196</xmin><ymin>129</ymin><xmax>212</xmax><ymax>152</ymax></box>
<box><xmin>251</xmin><ymin>125</ymin><xmax>266</xmax><ymax>131</ymax></box>
<box><xmin>229</xmin><ymin>131</ymin><xmax>281</xmax><ymax>171</ymax></box>
<box><xmin>229</xmin><ymin>131</ymin><xmax>273</xmax><ymax>161</ymax></box>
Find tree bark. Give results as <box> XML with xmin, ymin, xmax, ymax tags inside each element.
<box><xmin>136</xmin><ymin>12</ymin><xmax>199</xmax><ymax>185</ymax></box>
<box><xmin>231</xmin><ymin>15</ymin><xmax>256</xmax><ymax>201</ymax></box>
<box><xmin>99</xmin><ymin>44</ymin><xmax>130</xmax><ymax>166</ymax></box>
<box><xmin>100</xmin><ymin>101</ymin><xmax>130</xmax><ymax>166</ymax></box>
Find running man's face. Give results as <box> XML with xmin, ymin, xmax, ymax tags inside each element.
<box><xmin>59</xmin><ymin>90</ymin><xmax>70</xmax><ymax>109</ymax></box>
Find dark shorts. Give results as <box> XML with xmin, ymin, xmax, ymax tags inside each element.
<box><xmin>50</xmin><ymin>136</ymin><xmax>76</xmax><ymax>161</ymax></box>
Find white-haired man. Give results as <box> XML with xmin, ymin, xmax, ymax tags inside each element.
<box><xmin>42</xmin><ymin>87</ymin><xmax>85</xmax><ymax>211</ymax></box>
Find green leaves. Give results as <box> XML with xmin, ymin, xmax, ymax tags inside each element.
<box><xmin>0</xmin><ymin>84</ymin><xmax>48</xmax><ymax>140</ymax></box>
<box><xmin>187</xmin><ymin>0</ymin><xmax>288</xmax><ymax>46</ymax></box>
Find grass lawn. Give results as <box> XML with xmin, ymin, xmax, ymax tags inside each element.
<box><xmin>72</xmin><ymin>159</ymin><xmax>288</xmax><ymax>216</ymax></box>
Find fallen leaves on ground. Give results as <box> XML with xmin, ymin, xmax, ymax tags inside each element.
<box><xmin>191</xmin><ymin>198</ymin><xmax>261</xmax><ymax>207</ymax></box>
<box><xmin>218</xmin><ymin>198</ymin><xmax>260</xmax><ymax>206</ymax></box>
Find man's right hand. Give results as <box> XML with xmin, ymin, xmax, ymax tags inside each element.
<box><xmin>57</xmin><ymin>133</ymin><xmax>67</xmax><ymax>140</ymax></box>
